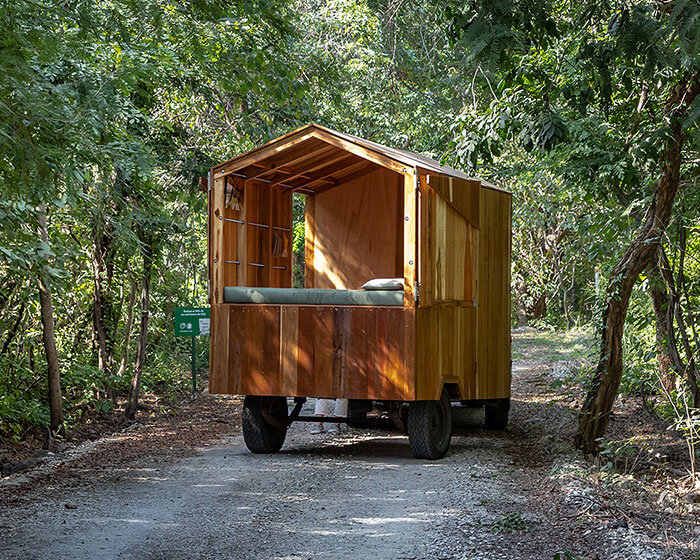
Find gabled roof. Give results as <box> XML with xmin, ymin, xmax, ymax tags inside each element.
<box><xmin>213</xmin><ymin>123</ymin><xmax>505</xmax><ymax>194</ymax></box>
<box><xmin>311</xmin><ymin>124</ymin><xmax>471</xmax><ymax>180</ymax></box>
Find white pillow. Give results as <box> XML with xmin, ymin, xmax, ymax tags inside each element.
<box><xmin>361</xmin><ymin>278</ymin><xmax>405</xmax><ymax>291</ymax></box>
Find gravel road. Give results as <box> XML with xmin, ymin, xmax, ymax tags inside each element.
<box><xmin>2</xmin><ymin>333</ymin><xmax>689</xmax><ymax>560</ymax></box>
<box><xmin>0</xmin><ymin>406</ymin><xmax>527</xmax><ymax>560</ymax></box>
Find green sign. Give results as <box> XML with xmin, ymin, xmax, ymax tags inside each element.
<box><xmin>174</xmin><ymin>307</ymin><xmax>210</xmax><ymax>337</ymax></box>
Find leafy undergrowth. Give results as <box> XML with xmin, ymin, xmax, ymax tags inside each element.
<box><xmin>0</xmin><ymin>385</ymin><xmax>242</xmax><ymax>493</ymax></box>
<box><xmin>510</xmin><ymin>327</ymin><xmax>700</xmax><ymax>559</ymax></box>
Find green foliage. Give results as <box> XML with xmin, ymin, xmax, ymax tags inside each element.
<box><xmin>1</xmin><ymin>0</ymin><xmax>699</xmax><ymax>457</ymax></box>
<box><xmin>491</xmin><ymin>511</ymin><xmax>528</xmax><ymax>533</ymax></box>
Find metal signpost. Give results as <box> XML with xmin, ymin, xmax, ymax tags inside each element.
<box><xmin>174</xmin><ymin>307</ymin><xmax>210</xmax><ymax>393</ymax></box>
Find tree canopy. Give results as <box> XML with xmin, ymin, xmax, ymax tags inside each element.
<box><xmin>1</xmin><ymin>0</ymin><xmax>699</xmax><ymax>459</ymax></box>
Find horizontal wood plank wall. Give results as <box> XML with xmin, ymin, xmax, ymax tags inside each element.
<box><xmin>312</xmin><ymin>167</ymin><xmax>402</xmax><ymax>289</ymax></box>
<box><xmin>476</xmin><ymin>187</ymin><xmax>512</xmax><ymax>399</ymax></box>
<box><xmin>208</xmin><ymin>304</ymin><xmax>415</xmax><ymax>400</ymax></box>
<box><xmin>426</xmin><ymin>175</ymin><xmax>480</xmax><ymax>227</ymax></box>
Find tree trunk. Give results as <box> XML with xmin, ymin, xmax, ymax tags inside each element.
<box><xmin>125</xmin><ymin>235</ymin><xmax>153</xmax><ymax>420</ymax></box>
<box><xmin>117</xmin><ymin>277</ymin><xmax>138</xmax><ymax>378</ymax></box>
<box><xmin>516</xmin><ymin>281</ymin><xmax>528</xmax><ymax>327</ymax></box>
<box><xmin>658</xmin><ymin>247</ymin><xmax>700</xmax><ymax>406</ymax></box>
<box><xmin>2</xmin><ymin>298</ymin><xmax>26</xmax><ymax>355</ymax></box>
<box><xmin>574</xmin><ymin>75</ymin><xmax>700</xmax><ymax>454</ymax></box>
<box><xmin>36</xmin><ymin>203</ymin><xmax>64</xmax><ymax>437</ymax></box>
<box><xmin>648</xmin><ymin>264</ymin><xmax>674</xmax><ymax>394</ymax></box>
<box><xmin>92</xmin><ymin>228</ymin><xmax>116</xmax><ymax>402</ymax></box>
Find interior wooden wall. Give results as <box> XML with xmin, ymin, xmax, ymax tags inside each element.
<box><xmin>307</xmin><ymin>167</ymin><xmax>403</xmax><ymax>289</ymax></box>
<box><xmin>475</xmin><ymin>186</ymin><xmax>512</xmax><ymax>399</ymax></box>
<box><xmin>209</xmin><ymin>303</ymin><xmax>415</xmax><ymax>400</ymax></box>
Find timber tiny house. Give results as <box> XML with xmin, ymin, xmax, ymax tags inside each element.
<box><xmin>208</xmin><ymin>124</ymin><xmax>511</xmax><ymax>459</ymax></box>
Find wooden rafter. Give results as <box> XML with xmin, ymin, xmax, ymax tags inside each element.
<box><xmin>220</xmin><ymin>140</ymin><xmax>334</xmax><ymax>180</ymax></box>
<box><xmin>311</xmin><ymin>162</ymin><xmax>377</xmax><ymax>195</ymax></box>
<box><xmin>308</xmin><ymin>129</ymin><xmax>408</xmax><ymax>176</ymax></box>
<box><xmin>239</xmin><ymin>143</ymin><xmax>332</xmax><ymax>181</ymax></box>
<box><xmin>290</xmin><ymin>157</ymin><xmax>363</xmax><ymax>192</ymax></box>
<box><xmin>270</xmin><ymin>151</ymin><xmax>351</xmax><ymax>188</ymax></box>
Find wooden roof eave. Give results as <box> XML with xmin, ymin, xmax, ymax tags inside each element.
<box><xmin>307</xmin><ymin>129</ymin><xmax>411</xmax><ymax>176</ymax></box>
<box><xmin>416</xmin><ymin>167</ymin><xmax>511</xmax><ymax>196</ymax></box>
<box><xmin>213</xmin><ymin>127</ymin><xmax>319</xmax><ymax>177</ymax></box>
<box><xmin>210</xmin><ymin>123</ymin><xmax>511</xmax><ymax>199</ymax></box>
<box><xmin>212</xmin><ymin>124</ymin><xmax>415</xmax><ymax>180</ymax></box>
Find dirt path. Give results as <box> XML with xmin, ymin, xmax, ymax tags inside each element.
<box><xmin>0</xmin><ymin>407</ymin><xmax>519</xmax><ymax>560</ymax></box>
<box><xmin>0</xmin><ymin>331</ymin><xmax>696</xmax><ymax>559</ymax></box>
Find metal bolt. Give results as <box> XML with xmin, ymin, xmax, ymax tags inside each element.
<box><xmin>405</xmin><ymin>216</ymin><xmax>409</xmax><ymax>221</ymax></box>
<box><xmin>213</xmin><ymin>259</ymin><xmax>218</xmax><ymax>263</ymax></box>
<box><xmin>219</xmin><ymin>216</ymin><xmax>223</xmax><ymax>220</ymax></box>
<box><xmin>409</xmin><ymin>260</ymin><xmax>414</xmax><ymax>265</ymax></box>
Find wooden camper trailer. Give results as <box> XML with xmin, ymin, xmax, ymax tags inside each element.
<box><xmin>208</xmin><ymin>124</ymin><xmax>511</xmax><ymax>459</ymax></box>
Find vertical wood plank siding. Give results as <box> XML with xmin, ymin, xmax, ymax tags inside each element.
<box><xmin>476</xmin><ymin>187</ymin><xmax>512</xmax><ymax>399</ymax></box>
<box><xmin>209</xmin><ymin>304</ymin><xmax>415</xmax><ymax>400</ymax></box>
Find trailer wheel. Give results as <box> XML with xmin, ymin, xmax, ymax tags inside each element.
<box><xmin>485</xmin><ymin>398</ymin><xmax>509</xmax><ymax>430</ymax></box>
<box><xmin>242</xmin><ymin>396</ymin><xmax>288</xmax><ymax>454</ymax></box>
<box><xmin>407</xmin><ymin>389</ymin><xmax>452</xmax><ymax>460</ymax></box>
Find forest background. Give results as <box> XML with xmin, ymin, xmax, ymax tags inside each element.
<box><xmin>1</xmin><ymin>0</ymin><xmax>699</xmax><ymax>461</ymax></box>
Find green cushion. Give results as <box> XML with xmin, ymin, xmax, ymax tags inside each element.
<box><xmin>223</xmin><ymin>287</ymin><xmax>404</xmax><ymax>306</ymax></box>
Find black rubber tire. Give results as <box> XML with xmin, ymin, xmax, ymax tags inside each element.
<box><xmin>407</xmin><ymin>389</ymin><xmax>452</xmax><ymax>460</ymax></box>
<box><xmin>484</xmin><ymin>399</ymin><xmax>509</xmax><ymax>430</ymax></box>
<box><xmin>242</xmin><ymin>396</ymin><xmax>288</xmax><ymax>454</ymax></box>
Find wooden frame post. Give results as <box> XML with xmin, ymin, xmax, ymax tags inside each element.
<box><xmin>304</xmin><ymin>195</ymin><xmax>315</xmax><ymax>288</ymax></box>
<box><xmin>211</xmin><ymin>175</ymin><xmax>225</xmax><ymax>303</ymax></box>
<box><xmin>403</xmin><ymin>170</ymin><xmax>417</xmax><ymax>306</ymax></box>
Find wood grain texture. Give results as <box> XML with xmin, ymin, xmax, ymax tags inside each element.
<box><xmin>304</xmin><ymin>196</ymin><xmax>315</xmax><ymax>288</ymax></box>
<box><xmin>309</xmin><ymin>129</ymin><xmax>408</xmax><ymax>175</ymax></box>
<box><xmin>208</xmin><ymin>304</ymin><xmax>230</xmax><ymax>393</ymax></box>
<box><xmin>211</xmin><ymin>177</ymin><xmax>225</xmax><ymax>304</ymax></box>
<box><xmin>415</xmin><ymin>305</ymin><xmax>476</xmax><ymax>400</ymax></box>
<box><xmin>215</xmin><ymin>130</ymin><xmax>319</xmax><ymax>177</ymax></box>
<box><xmin>419</xmin><ymin>182</ymin><xmax>477</xmax><ymax>305</ymax></box>
<box><xmin>403</xmin><ymin>172</ymin><xmax>416</xmax><ymax>306</ymax></box>
<box><xmin>311</xmin><ymin>167</ymin><xmax>402</xmax><ymax>289</ymax></box>
<box><xmin>279</xmin><ymin>306</ymin><xmax>299</xmax><ymax>395</ymax></box>
<box><xmin>208</xmin><ymin>304</ymin><xmax>415</xmax><ymax>400</ymax></box>
<box><xmin>425</xmin><ymin>174</ymin><xmax>480</xmax><ymax>227</ymax></box>
<box><xmin>475</xmin><ymin>186</ymin><xmax>512</xmax><ymax>399</ymax></box>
